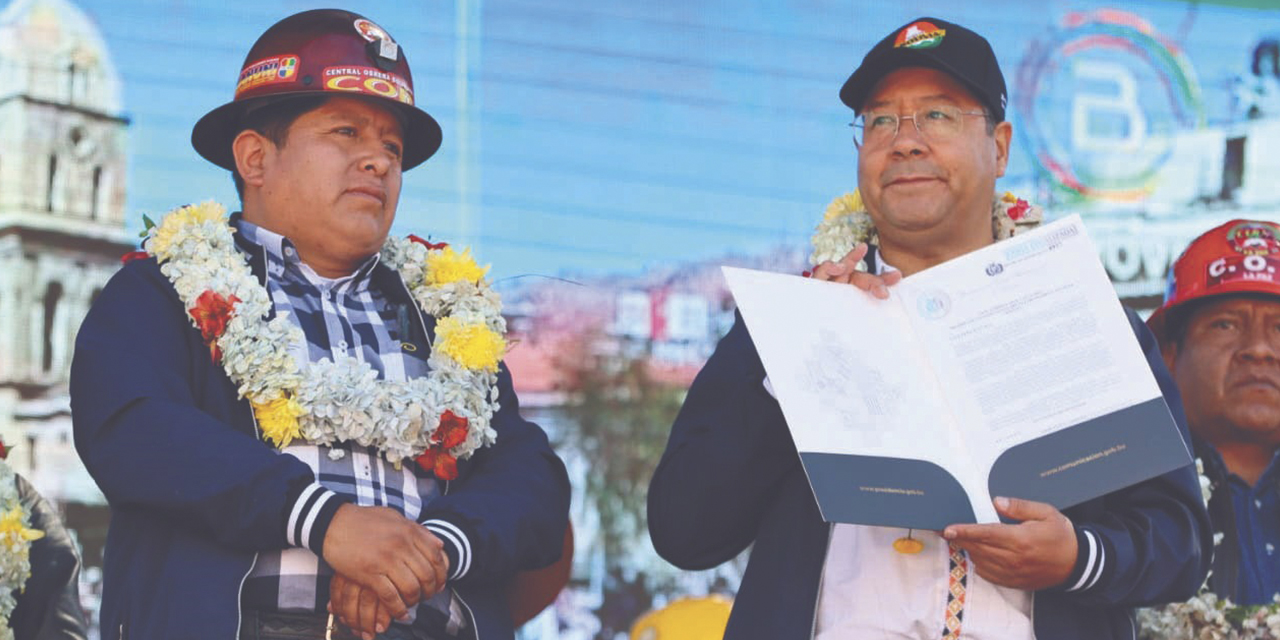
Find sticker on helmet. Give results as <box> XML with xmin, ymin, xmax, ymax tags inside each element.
<box><xmin>894</xmin><ymin>21</ymin><xmax>946</xmax><ymax>49</ymax></box>
<box><xmin>322</xmin><ymin>66</ymin><xmax>414</xmax><ymax>105</ymax></box>
<box><xmin>354</xmin><ymin>18</ymin><xmax>399</xmax><ymax>62</ymax></box>
<box><xmin>354</xmin><ymin>18</ymin><xmax>391</xmax><ymax>43</ymax></box>
<box><xmin>1226</xmin><ymin>222</ymin><xmax>1280</xmax><ymax>257</ymax></box>
<box><xmin>235</xmin><ymin>55</ymin><xmax>300</xmax><ymax>97</ymax></box>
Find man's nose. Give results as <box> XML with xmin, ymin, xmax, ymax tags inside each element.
<box><xmin>890</xmin><ymin>116</ymin><xmax>928</xmax><ymax>157</ymax></box>
<box><xmin>1239</xmin><ymin>321</ymin><xmax>1280</xmax><ymax>363</ymax></box>
<box><xmin>360</xmin><ymin>142</ymin><xmax>396</xmax><ymax>176</ymax></box>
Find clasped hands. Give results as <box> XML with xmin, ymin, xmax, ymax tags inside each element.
<box><xmin>815</xmin><ymin>246</ymin><xmax>1079</xmax><ymax>591</ymax></box>
<box><xmin>322</xmin><ymin>504</ymin><xmax>451</xmax><ymax>639</ymax></box>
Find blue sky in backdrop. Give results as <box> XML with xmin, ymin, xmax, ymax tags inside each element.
<box><xmin>68</xmin><ymin>0</ymin><xmax>1280</xmax><ymax>280</ymax></box>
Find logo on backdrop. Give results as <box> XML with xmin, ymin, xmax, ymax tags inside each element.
<box><xmin>1015</xmin><ymin>10</ymin><xmax>1205</xmax><ymax>203</ymax></box>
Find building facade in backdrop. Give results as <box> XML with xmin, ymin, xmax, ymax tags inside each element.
<box><xmin>0</xmin><ymin>0</ymin><xmax>129</xmax><ymax>573</ymax></box>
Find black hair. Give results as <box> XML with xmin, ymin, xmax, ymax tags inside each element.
<box><xmin>231</xmin><ymin>95</ymin><xmax>332</xmax><ymax>200</ymax></box>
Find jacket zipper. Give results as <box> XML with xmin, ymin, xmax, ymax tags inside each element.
<box><xmin>808</xmin><ymin>524</ymin><xmax>834</xmax><ymax>639</ymax></box>
<box><xmin>235</xmin><ymin>407</ymin><xmax>266</xmax><ymax>640</ymax></box>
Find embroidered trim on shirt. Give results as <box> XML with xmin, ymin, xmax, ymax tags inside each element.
<box><xmin>941</xmin><ymin>542</ymin><xmax>968</xmax><ymax>640</ymax></box>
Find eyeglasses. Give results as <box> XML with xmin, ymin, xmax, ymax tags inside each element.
<box><xmin>852</xmin><ymin>105</ymin><xmax>991</xmax><ymax>149</ymax></box>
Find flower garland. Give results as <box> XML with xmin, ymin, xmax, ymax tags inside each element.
<box><xmin>809</xmin><ymin>190</ymin><xmax>1044</xmax><ymax>269</ymax></box>
<box><xmin>1135</xmin><ymin>460</ymin><xmax>1280</xmax><ymax>639</ymax></box>
<box><xmin>0</xmin><ymin>441</ymin><xmax>44</xmax><ymax>640</ymax></box>
<box><xmin>140</xmin><ymin>202</ymin><xmax>506</xmax><ymax>479</ymax></box>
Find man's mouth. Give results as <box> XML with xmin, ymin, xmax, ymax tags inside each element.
<box><xmin>1232</xmin><ymin>374</ymin><xmax>1280</xmax><ymax>393</ymax></box>
<box><xmin>888</xmin><ymin>176</ymin><xmax>939</xmax><ymax>185</ymax></box>
<box><xmin>346</xmin><ymin>185</ymin><xmax>386</xmax><ymax>203</ymax></box>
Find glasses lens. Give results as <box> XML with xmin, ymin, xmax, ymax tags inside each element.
<box><xmin>916</xmin><ymin>106</ymin><xmax>962</xmax><ymax>139</ymax></box>
<box><xmin>855</xmin><ymin>113</ymin><xmax>899</xmax><ymax>148</ymax></box>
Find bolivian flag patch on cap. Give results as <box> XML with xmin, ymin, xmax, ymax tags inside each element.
<box><xmin>894</xmin><ymin>21</ymin><xmax>946</xmax><ymax>49</ymax></box>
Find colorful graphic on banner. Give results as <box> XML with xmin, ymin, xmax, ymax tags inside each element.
<box><xmin>1015</xmin><ymin>10</ymin><xmax>1206</xmax><ymax>203</ymax></box>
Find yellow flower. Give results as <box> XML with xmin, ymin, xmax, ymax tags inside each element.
<box><xmin>1001</xmin><ymin>191</ymin><xmax>1019</xmax><ymax>203</ymax></box>
<box><xmin>425</xmin><ymin>246</ymin><xmax>489</xmax><ymax>286</ymax></box>
<box><xmin>0</xmin><ymin>506</ymin><xmax>43</xmax><ymax>548</ymax></box>
<box><xmin>436</xmin><ymin>317</ymin><xmax>506</xmax><ymax>372</ymax></box>
<box><xmin>150</xmin><ymin>201</ymin><xmax>228</xmax><ymax>258</ymax></box>
<box><xmin>824</xmin><ymin>190</ymin><xmax>864</xmax><ymax>221</ymax></box>
<box><xmin>253</xmin><ymin>395</ymin><xmax>304</xmax><ymax>448</ymax></box>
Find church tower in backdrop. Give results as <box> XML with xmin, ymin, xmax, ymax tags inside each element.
<box><xmin>0</xmin><ymin>0</ymin><xmax>130</xmax><ymax>511</ymax></box>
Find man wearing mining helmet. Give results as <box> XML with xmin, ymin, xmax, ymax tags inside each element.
<box><xmin>1149</xmin><ymin>220</ymin><xmax>1280</xmax><ymax>605</ymax></box>
<box><xmin>649</xmin><ymin>16</ymin><xmax>1210</xmax><ymax>640</ymax></box>
<box><xmin>71</xmin><ymin>9</ymin><xmax>569</xmax><ymax>640</ymax></box>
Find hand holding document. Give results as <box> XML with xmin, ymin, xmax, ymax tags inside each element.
<box><xmin>724</xmin><ymin>215</ymin><xmax>1191</xmax><ymax>530</ymax></box>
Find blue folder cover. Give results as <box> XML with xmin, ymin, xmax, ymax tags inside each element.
<box><xmin>797</xmin><ymin>397</ymin><xmax>1190</xmax><ymax>529</ymax></box>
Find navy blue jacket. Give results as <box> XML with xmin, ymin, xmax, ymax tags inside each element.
<box><xmin>71</xmin><ymin>251</ymin><xmax>570</xmax><ymax>640</ymax></box>
<box><xmin>649</xmin><ymin>309</ymin><xmax>1211</xmax><ymax>640</ymax></box>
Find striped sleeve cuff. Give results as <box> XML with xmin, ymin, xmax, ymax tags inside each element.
<box><xmin>285</xmin><ymin>482</ymin><xmax>351</xmax><ymax>555</ymax></box>
<box><xmin>424</xmin><ymin>518</ymin><xmax>472</xmax><ymax>581</ymax></box>
<box><xmin>1062</xmin><ymin>527</ymin><xmax>1111</xmax><ymax>593</ymax></box>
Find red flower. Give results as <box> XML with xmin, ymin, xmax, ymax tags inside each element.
<box><xmin>1007</xmin><ymin>199</ymin><xmax>1031</xmax><ymax>221</ymax></box>
<box><xmin>0</xmin><ymin>439</ymin><xmax>8</xmax><ymax>460</ymax></box>
<box><xmin>121</xmin><ymin>251</ymin><xmax>149</xmax><ymax>264</ymax></box>
<box><xmin>189</xmin><ymin>290</ymin><xmax>240</xmax><ymax>363</ymax></box>
<box><xmin>801</xmin><ymin>270</ymin><xmax>812</xmax><ymax>278</ymax></box>
<box><xmin>434</xmin><ymin>410</ymin><xmax>470</xmax><ymax>449</ymax></box>
<box><xmin>408</xmin><ymin>234</ymin><xmax>449</xmax><ymax>251</ymax></box>
<box><xmin>415</xmin><ymin>447</ymin><xmax>459</xmax><ymax>480</ymax></box>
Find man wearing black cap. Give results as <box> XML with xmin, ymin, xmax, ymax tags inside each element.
<box><xmin>649</xmin><ymin>17</ymin><xmax>1209</xmax><ymax>640</ymax></box>
<box><xmin>70</xmin><ymin>9</ymin><xmax>569</xmax><ymax>640</ymax></box>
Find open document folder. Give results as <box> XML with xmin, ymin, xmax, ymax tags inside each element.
<box><xmin>723</xmin><ymin>215</ymin><xmax>1192</xmax><ymax>530</ymax></box>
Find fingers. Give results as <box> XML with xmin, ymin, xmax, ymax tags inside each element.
<box><xmin>331</xmin><ymin>574</ymin><xmax>394</xmax><ymax>640</ymax></box>
<box><xmin>370</xmin><ymin>574</ymin><xmax>410</xmax><ymax>621</ymax></box>
<box><xmin>850</xmin><ymin>271</ymin><xmax>895</xmax><ymax>299</ymax></box>
<box><xmin>357</xmin><ymin>586</ymin><xmax>387</xmax><ymax>640</ymax></box>
<box><xmin>993</xmin><ymin>496</ymin><xmax>1059</xmax><ymax>522</ymax></box>
<box><xmin>810</xmin><ymin>244</ymin><xmax>900</xmax><ymax>299</ymax></box>
<box><xmin>943</xmin><ymin>522</ymin><xmax>1007</xmax><ymax>548</ymax></box>
<box><xmin>811</xmin><ymin>244</ymin><xmax>869</xmax><ymax>282</ymax></box>
<box><xmin>330</xmin><ymin>575</ymin><xmax>364</xmax><ymax>634</ymax></box>
<box><xmin>397</xmin><ymin>548</ymin><xmax>440</xmax><ymax>605</ymax></box>
<box><xmin>943</xmin><ymin>497</ymin><xmax>1079</xmax><ymax>590</ymax></box>
<box><xmin>411</xmin><ymin>530</ymin><xmax>449</xmax><ymax>598</ymax></box>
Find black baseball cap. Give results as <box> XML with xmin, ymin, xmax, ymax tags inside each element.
<box><xmin>839</xmin><ymin>17</ymin><xmax>1007</xmax><ymax>122</ymax></box>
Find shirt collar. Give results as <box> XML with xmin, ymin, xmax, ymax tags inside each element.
<box><xmin>869</xmin><ymin>245</ymin><xmax>900</xmax><ymax>277</ymax></box>
<box><xmin>1198</xmin><ymin>437</ymin><xmax>1280</xmax><ymax>493</ymax></box>
<box><xmin>230</xmin><ymin>213</ymin><xmax>380</xmax><ymax>292</ymax></box>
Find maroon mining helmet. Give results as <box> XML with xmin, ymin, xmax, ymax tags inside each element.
<box><xmin>191</xmin><ymin>9</ymin><xmax>442</xmax><ymax>171</ymax></box>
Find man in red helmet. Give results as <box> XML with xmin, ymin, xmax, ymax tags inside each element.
<box><xmin>1149</xmin><ymin>219</ymin><xmax>1280</xmax><ymax>605</ymax></box>
<box><xmin>70</xmin><ymin>9</ymin><xmax>569</xmax><ymax>640</ymax></box>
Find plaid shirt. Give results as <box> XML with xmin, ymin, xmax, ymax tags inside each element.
<box><xmin>234</xmin><ymin>216</ymin><xmax>471</xmax><ymax>638</ymax></box>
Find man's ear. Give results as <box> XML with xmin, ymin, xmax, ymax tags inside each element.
<box><xmin>232</xmin><ymin>130</ymin><xmax>271</xmax><ymax>189</ymax></box>
<box><xmin>993</xmin><ymin>120</ymin><xmax>1012</xmax><ymax>179</ymax></box>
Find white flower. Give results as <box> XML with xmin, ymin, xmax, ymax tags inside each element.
<box><xmin>144</xmin><ymin>204</ymin><xmax>505</xmax><ymax>472</ymax></box>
